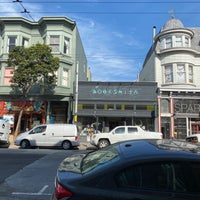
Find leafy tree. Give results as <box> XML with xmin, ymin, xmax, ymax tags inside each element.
<box><xmin>7</xmin><ymin>43</ymin><xmax>59</xmax><ymax>138</ymax></box>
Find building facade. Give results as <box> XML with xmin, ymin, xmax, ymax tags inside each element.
<box><xmin>0</xmin><ymin>17</ymin><xmax>88</xmax><ymax>132</ymax></box>
<box><xmin>139</xmin><ymin>17</ymin><xmax>200</xmax><ymax>139</ymax></box>
<box><xmin>77</xmin><ymin>81</ymin><xmax>158</xmax><ymax>133</ymax></box>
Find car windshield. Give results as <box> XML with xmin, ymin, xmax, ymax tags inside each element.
<box><xmin>81</xmin><ymin>145</ymin><xmax>119</xmax><ymax>173</ymax></box>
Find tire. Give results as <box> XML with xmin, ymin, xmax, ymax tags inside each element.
<box><xmin>62</xmin><ymin>140</ymin><xmax>71</xmax><ymax>150</ymax></box>
<box><xmin>20</xmin><ymin>140</ymin><xmax>30</xmax><ymax>149</ymax></box>
<box><xmin>98</xmin><ymin>139</ymin><xmax>110</xmax><ymax>149</ymax></box>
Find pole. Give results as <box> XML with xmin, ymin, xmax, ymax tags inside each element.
<box><xmin>74</xmin><ymin>61</ymin><xmax>79</xmax><ymax>123</ymax></box>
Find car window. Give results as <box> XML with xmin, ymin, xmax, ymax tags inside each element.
<box><xmin>128</xmin><ymin>127</ymin><xmax>138</xmax><ymax>133</ymax></box>
<box><xmin>82</xmin><ymin>146</ymin><xmax>119</xmax><ymax>173</ymax></box>
<box><xmin>114</xmin><ymin>127</ymin><xmax>125</xmax><ymax>134</ymax></box>
<box><xmin>115</xmin><ymin>161</ymin><xmax>200</xmax><ymax>194</ymax></box>
<box><xmin>32</xmin><ymin>126</ymin><xmax>46</xmax><ymax>134</ymax></box>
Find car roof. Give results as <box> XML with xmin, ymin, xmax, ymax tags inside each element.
<box><xmin>116</xmin><ymin>139</ymin><xmax>200</xmax><ymax>160</ymax></box>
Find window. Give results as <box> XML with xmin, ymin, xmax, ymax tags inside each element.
<box><xmin>128</xmin><ymin>127</ymin><xmax>138</xmax><ymax>133</ymax></box>
<box><xmin>82</xmin><ymin>104</ymin><xmax>94</xmax><ymax>109</ymax></box>
<box><xmin>61</xmin><ymin>68</ymin><xmax>69</xmax><ymax>86</ymax></box>
<box><xmin>175</xmin><ymin>36</ymin><xmax>182</xmax><ymax>47</ymax></box>
<box><xmin>165</xmin><ymin>37</ymin><xmax>172</xmax><ymax>48</ymax></box>
<box><xmin>115</xmin><ymin>161</ymin><xmax>200</xmax><ymax>193</ymax></box>
<box><xmin>8</xmin><ymin>36</ymin><xmax>17</xmax><ymax>52</ymax></box>
<box><xmin>114</xmin><ymin>127</ymin><xmax>125</xmax><ymax>134</ymax></box>
<box><xmin>96</xmin><ymin>104</ymin><xmax>104</xmax><ymax>109</ymax></box>
<box><xmin>136</xmin><ymin>105</ymin><xmax>147</xmax><ymax>110</ymax></box>
<box><xmin>4</xmin><ymin>67</ymin><xmax>14</xmax><ymax>85</ymax></box>
<box><xmin>164</xmin><ymin>65</ymin><xmax>173</xmax><ymax>83</ymax></box>
<box><xmin>64</xmin><ymin>37</ymin><xmax>70</xmax><ymax>55</ymax></box>
<box><xmin>177</xmin><ymin>64</ymin><xmax>186</xmax><ymax>83</ymax></box>
<box><xmin>189</xmin><ymin>65</ymin><xmax>193</xmax><ymax>83</ymax></box>
<box><xmin>185</xmin><ymin>36</ymin><xmax>190</xmax><ymax>47</ymax></box>
<box><xmin>22</xmin><ymin>37</ymin><xmax>29</xmax><ymax>47</ymax></box>
<box><xmin>161</xmin><ymin>99</ymin><xmax>170</xmax><ymax>113</ymax></box>
<box><xmin>31</xmin><ymin>126</ymin><xmax>47</xmax><ymax>134</ymax></box>
<box><xmin>50</xmin><ymin>35</ymin><xmax>60</xmax><ymax>52</ymax></box>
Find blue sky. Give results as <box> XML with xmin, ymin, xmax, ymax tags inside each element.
<box><xmin>0</xmin><ymin>0</ymin><xmax>199</xmax><ymax>81</ymax></box>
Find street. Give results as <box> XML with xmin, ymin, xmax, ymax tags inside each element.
<box><xmin>0</xmin><ymin>148</ymin><xmax>89</xmax><ymax>200</ymax></box>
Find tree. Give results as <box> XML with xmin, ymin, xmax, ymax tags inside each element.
<box><xmin>7</xmin><ymin>43</ymin><xmax>59</xmax><ymax>138</ymax></box>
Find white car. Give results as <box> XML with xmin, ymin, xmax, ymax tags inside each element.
<box><xmin>186</xmin><ymin>134</ymin><xmax>200</xmax><ymax>143</ymax></box>
<box><xmin>90</xmin><ymin>126</ymin><xmax>163</xmax><ymax>148</ymax></box>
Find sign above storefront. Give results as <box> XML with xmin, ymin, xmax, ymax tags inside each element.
<box><xmin>78</xmin><ymin>81</ymin><xmax>158</xmax><ymax>101</ymax></box>
<box><xmin>174</xmin><ymin>99</ymin><xmax>200</xmax><ymax>113</ymax></box>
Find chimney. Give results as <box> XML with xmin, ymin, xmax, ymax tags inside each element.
<box><xmin>153</xmin><ymin>26</ymin><xmax>156</xmax><ymax>43</ymax></box>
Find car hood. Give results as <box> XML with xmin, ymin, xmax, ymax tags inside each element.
<box><xmin>15</xmin><ymin>131</ymin><xmax>29</xmax><ymax>140</ymax></box>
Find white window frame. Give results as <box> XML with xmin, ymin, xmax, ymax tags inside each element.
<box><xmin>176</xmin><ymin>64</ymin><xmax>186</xmax><ymax>83</ymax></box>
<box><xmin>165</xmin><ymin>37</ymin><xmax>172</xmax><ymax>49</ymax></box>
<box><xmin>22</xmin><ymin>37</ymin><xmax>29</xmax><ymax>47</ymax></box>
<box><xmin>63</xmin><ymin>37</ymin><xmax>70</xmax><ymax>55</ymax></box>
<box><xmin>175</xmin><ymin>36</ymin><xmax>183</xmax><ymax>47</ymax></box>
<box><xmin>49</xmin><ymin>35</ymin><xmax>60</xmax><ymax>52</ymax></box>
<box><xmin>188</xmin><ymin>65</ymin><xmax>193</xmax><ymax>83</ymax></box>
<box><xmin>61</xmin><ymin>68</ymin><xmax>69</xmax><ymax>87</ymax></box>
<box><xmin>164</xmin><ymin>65</ymin><xmax>173</xmax><ymax>83</ymax></box>
<box><xmin>7</xmin><ymin>36</ymin><xmax>17</xmax><ymax>52</ymax></box>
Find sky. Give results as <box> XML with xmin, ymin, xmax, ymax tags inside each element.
<box><xmin>0</xmin><ymin>0</ymin><xmax>200</xmax><ymax>81</ymax></box>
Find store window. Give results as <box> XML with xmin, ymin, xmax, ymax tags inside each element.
<box><xmin>136</xmin><ymin>105</ymin><xmax>146</xmax><ymax>110</ymax></box>
<box><xmin>8</xmin><ymin>36</ymin><xmax>17</xmax><ymax>52</ymax></box>
<box><xmin>161</xmin><ymin>99</ymin><xmax>170</xmax><ymax>113</ymax></box>
<box><xmin>96</xmin><ymin>104</ymin><xmax>104</xmax><ymax>109</ymax></box>
<box><xmin>50</xmin><ymin>35</ymin><xmax>60</xmax><ymax>52</ymax></box>
<box><xmin>82</xmin><ymin>104</ymin><xmax>94</xmax><ymax>109</ymax></box>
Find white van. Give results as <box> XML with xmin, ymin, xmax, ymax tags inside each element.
<box><xmin>0</xmin><ymin>119</ymin><xmax>11</xmax><ymax>146</ymax></box>
<box><xmin>14</xmin><ymin>124</ymin><xmax>79</xmax><ymax>150</ymax></box>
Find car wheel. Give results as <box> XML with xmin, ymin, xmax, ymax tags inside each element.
<box><xmin>98</xmin><ymin>139</ymin><xmax>110</xmax><ymax>148</ymax></box>
<box><xmin>62</xmin><ymin>140</ymin><xmax>71</xmax><ymax>150</ymax></box>
<box><xmin>21</xmin><ymin>140</ymin><xmax>30</xmax><ymax>149</ymax></box>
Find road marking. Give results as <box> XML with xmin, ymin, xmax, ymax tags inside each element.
<box><xmin>12</xmin><ymin>185</ymin><xmax>51</xmax><ymax>196</ymax></box>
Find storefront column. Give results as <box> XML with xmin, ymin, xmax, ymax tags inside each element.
<box><xmin>158</xmin><ymin>97</ymin><xmax>161</xmax><ymax>132</ymax></box>
<box><xmin>46</xmin><ymin>101</ymin><xmax>51</xmax><ymax>123</ymax></box>
<box><xmin>170</xmin><ymin>95</ymin><xmax>174</xmax><ymax>138</ymax></box>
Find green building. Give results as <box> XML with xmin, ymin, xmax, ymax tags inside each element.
<box><xmin>0</xmin><ymin>17</ymin><xmax>88</xmax><ymax>132</ymax></box>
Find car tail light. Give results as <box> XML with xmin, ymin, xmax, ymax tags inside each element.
<box><xmin>55</xmin><ymin>181</ymin><xmax>73</xmax><ymax>200</ymax></box>
<box><xmin>75</xmin><ymin>135</ymin><xmax>78</xmax><ymax>141</ymax></box>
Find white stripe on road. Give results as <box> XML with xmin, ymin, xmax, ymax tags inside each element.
<box><xmin>12</xmin><ymin>185</ymin><xmax>51</xmax><ymax>196</ymax></box>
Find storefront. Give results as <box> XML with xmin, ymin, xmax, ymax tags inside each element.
<box><xmin>158</xmin><ymin>90</ymin><xmax>200</xmax><ymax>139</ymax></box>
<box><xmin>0</xmin><ymin>100</ymin><xmax>46</xmax><ymax>132</ymax></box>
<box><xmin>76</xmin><ymin>81</ymin><xmax>159</xmax><ymax>133</ymax></box>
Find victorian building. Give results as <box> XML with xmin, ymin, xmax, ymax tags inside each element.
<box><xmin>0</xmin><ymin>17</ymin><xmax>88</xmax><ymax>132</ymax></box>
<box><xmin>139</xmin><ymin>17</ymin><xmax>200</xmax><ymax>139</ymax></box>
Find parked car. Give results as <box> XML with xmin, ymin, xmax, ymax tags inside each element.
<box><xmin>52</xmin><ymin>139</ymin><xmax>200</xmax><ymax>200</ymax></box>
<box><xmin>90</xmin><ymin>125</ymin><xmax>163</xmax><ymax>148</ymax></box>
<box><xmin>186</xmin><ymin>133</ymin><xmax>200</xmax><ymax>143</ymax></box>
<box><xmin>14</xmin><ymin>124</ymin><xmax>79</xmax><ymax>149</ymax></box>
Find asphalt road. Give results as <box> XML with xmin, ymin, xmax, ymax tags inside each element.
<box><xmin>0</xmin><ymin>148</ymin><xmax>89</xmax><ymax>200</ymax></box>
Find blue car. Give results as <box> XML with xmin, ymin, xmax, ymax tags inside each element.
<box><xmin>52</xmin><ymin>139</ymin><xmax>200</xmax><ymax>200</ymax></box>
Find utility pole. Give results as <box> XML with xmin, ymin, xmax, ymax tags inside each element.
<box><xmin>74</xmin><ymin>61</ymin><xmax>79</xmax><ymax>123</ymax></box>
